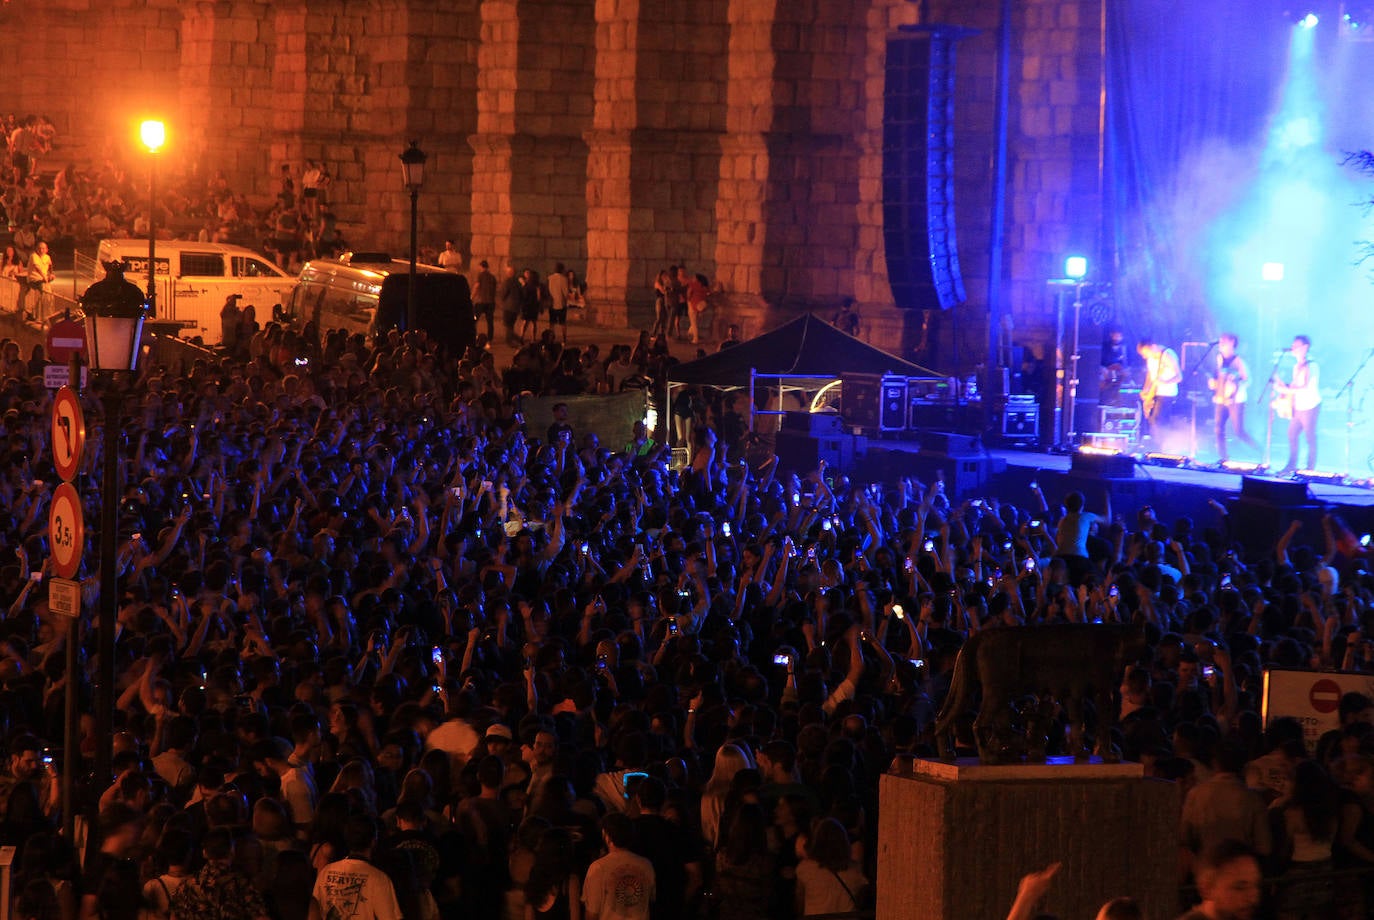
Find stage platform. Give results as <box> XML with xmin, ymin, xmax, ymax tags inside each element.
<box><xmin>845</xmin><ymin>433</ymin><xmax>1374</xmax><ymax>555</ymax></box>
<box><xmin>990</xmin><ymin>448</ymin><xmax>1374</xmax><ymax>508</ymax></box>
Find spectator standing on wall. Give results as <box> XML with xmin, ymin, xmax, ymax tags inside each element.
<box><xmin>472</xmin><ymin>259</ymin><xmax>497</xmax><ymax>342</ymax></box>
<box><xmin>685</xmin><ymin>271</ymin><xmax>709</xmax><ymax>346</ymax></box>
<box><xmin>23</xmin><ymin>240</ymin><xmax>53</xmax><ymax>321</ymax></box>
<box><xmin>518</xmin><ymin>268</ymin><xmax>543</xmax><ymax>345</ymax></box>
<box><xmin>438</xmin><ymin>240</ymin><xmax>464</xmax><ymax>274</ymax></box>
<box><xmin>498</xmin><ymin>264</ymin><xmax>522</xmax><ymax>345</ymax></box>
<box><xmin>547</xmin><ymin>262</ymin><xmax>570</xmax><ymax>345</ymax></box>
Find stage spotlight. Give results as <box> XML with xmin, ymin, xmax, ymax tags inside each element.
<box><xmin>1064</xmin><ymin>256</ymin><xmax>1088</xmax><ymax>280</ymax></box>
<box><xmin>1261</xmin><ymin>261</ymin><xmax>1286</xmax><ymax>282</ymax></box>
<box><xmin>1300</xmin><ymin>11</ymin><xmax>1320</xmax><ymax>27</ymax></box>
<box><xmin>1297</xmin><ymin>468</ymin><xmax>1345</xmax><ymax>483</ymax></box>
<box><xmin>1221</xmin><ymin>460</ymin><xmax>1263</xmax><ymax>473</ymax></box>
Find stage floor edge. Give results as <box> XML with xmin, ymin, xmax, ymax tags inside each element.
<box><xmin>987</xmin><ymin>447</ymin><xmax>1374</xmax><ymax>510</ymax></box>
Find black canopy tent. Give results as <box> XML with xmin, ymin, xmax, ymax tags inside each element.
<box><xmin>665</xmin><ymin>313</ymin><xmax>942</xmax><ymax>443</ymax></box>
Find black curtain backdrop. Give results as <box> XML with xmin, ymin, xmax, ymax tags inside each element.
<box><xmin>1107</xmin><ymin>0</ymin><xmax>1290</xmax><ymax>344</ymax></box>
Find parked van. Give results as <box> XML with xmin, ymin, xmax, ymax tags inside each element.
<box><xmin>91</xmin><ymin>239</ymin><xmax>294</xmax><ymax>345</ymax></box>
<box><xmin>288</xmin><ymin>252</ymin><xmax>475</xmax><ymax>353</ymax></box>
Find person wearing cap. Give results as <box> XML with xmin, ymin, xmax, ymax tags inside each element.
<box><xmin>472</xmin><ymin>259</ymin><xmax>496</xmax><ymax>342</ymax></box>
<box><xmin>484</xmin><ymin>721</ymin><xmax>513</xmax><ymax>756</ymax></box>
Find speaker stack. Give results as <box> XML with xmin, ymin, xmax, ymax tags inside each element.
<box><xmin>883</xmin><ymin>25</ymin><xmax>974</xmax><ymax>313</ymax></box>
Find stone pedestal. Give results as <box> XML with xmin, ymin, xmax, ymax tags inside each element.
<box><xmin>877</xmin><ymin>759</ymin><xmax>1179</xmax><ymax>920</ymax></box>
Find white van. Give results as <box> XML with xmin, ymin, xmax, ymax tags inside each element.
<box><xmin>288</xmin><ymin>252</ymin><xmax>475</xmax><ymax>353</ymax></box>
<box><xmin>91</xmin><ymin>239</ymin><xmax>295</xmax><ymax>345</ymax></box>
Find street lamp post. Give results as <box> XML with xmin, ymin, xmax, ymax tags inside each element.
<box><xmin>399</xmin><ymin>141</ymin><xmax>427</xmax><ymax>333</ymax></box>
<box><xmin>80</xmin><ymin>260</ymin><xmax>149</xmax><ymax>808</ymax></box>
<box><xmin>139</xmin><ymin>120</ymin><xmax>165</xmax><ymax>314</ymax></box>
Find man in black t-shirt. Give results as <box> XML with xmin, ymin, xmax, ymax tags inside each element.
<box><xmin>631</xmin><ymin>777</ymin><xmax>702</xmax><ymax>920</ymax></box>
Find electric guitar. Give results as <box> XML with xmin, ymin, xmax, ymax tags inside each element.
<box><xmin>1209</xmin><ymin>370</ymin><xmax>1240</xmax><ymax>405</ymax></box>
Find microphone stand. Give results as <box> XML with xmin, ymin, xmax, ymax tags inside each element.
<box><xmin>1338</xmin><ymin>347</ymin><xmax>1374</xmax><ymax>477</ymax></box>
<box><xmin>1181</xmin><ymin>340</ymin><xmax>1219</xmax><ymax>464</ymax></box>
<box><xmin>1256</xmin><ymin>350</ymin><xmax>1287</xmax><ymax>471</ymax></box>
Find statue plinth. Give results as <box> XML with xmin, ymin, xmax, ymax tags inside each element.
<box><xmin>906</xmin><ymin>754</ymin><xmax>1144</xmax><ymax>782</ymax></box>
<box><xmin>877</xmin><ymin>765</ymin><xmax>1178</xmax><ymax>920</ymax></box>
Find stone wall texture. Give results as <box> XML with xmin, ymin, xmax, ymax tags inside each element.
<box><xmin>0</xmin><ymin>0</ymin><xmax>1107</xmax><ymax>367</ymax></box>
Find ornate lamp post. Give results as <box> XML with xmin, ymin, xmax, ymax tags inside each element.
<box><xmin>80</xmin><ymin>261</ymin><xmax>149</xmax><ymax>797</ymax></box>
<box><xmin>139</xmin><ymin>120</ymin><xmax>165</xmax><ymax>314</ymax></box>
<box><xmin>399</xmin><ymin>141</ymin><xmax>427</xmax><ymax>333</ymax></box>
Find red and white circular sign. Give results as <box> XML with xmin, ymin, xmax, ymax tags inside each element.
<box><xmin>51</xmin><ymin>386</ymin><xmax>85</xmax><ymax>483</ymax></box>
<box><xmin>48</xmin><ymin>483</ymin><xmax>84</xmax><ymax>580</ymax></box>
<box><xmin>46</xmin><ymin>317</ymin><xmax>86</xmax><ymax>365</ymax></box>
<box><xmin>1310</xmin><ymin>678</ymin><xmax>1342</xmax><ymax>715</ymax></box>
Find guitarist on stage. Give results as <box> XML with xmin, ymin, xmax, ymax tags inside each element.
<box><xmin>1137</xmin><ymin>337</ymin><xmax>1182</xmax><ymax>440</ymax></box>
<box><xmin>1272</xmin><ymin>334</ymin><xmax>1321</xmax><ymax>475</ymax></box>
<box><xmin>1210</xmin><ymin>332</ymin><xmax>1258</xmax><ymax>463</ymax></box>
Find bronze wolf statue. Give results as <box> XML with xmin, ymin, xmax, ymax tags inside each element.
<box><xmin>933</xmin><ymin>624</ymin><xmax>1147</xmax><ymax>764</ymax></box>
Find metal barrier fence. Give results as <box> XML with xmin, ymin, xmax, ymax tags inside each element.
<box><xmin>0</xmin><ymin>276</ymin><xmax>81</xmax><ymax>323</ymax></box>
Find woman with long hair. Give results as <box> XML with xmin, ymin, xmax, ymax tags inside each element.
<box><xmin>1</xmin><ymin>245</ymin><xmax>23</xmax><ymax>281</ymax></box>
<box><xmin>794</xmin><ymin>817</ymin><xmax>868</xmax><ymax>917</ymax></box>
<box><xmin>714</xmin><ymin>804</ymin><xmax>775</xmax><ymax>920</ymax></box>
<box><xmin>1272</xmin><ymin>759</ymin><xmax>1340</xmax><ymax>919</ymax></box>
<box><xmin>523</xmin><ymin>826</ymin><xmax>581</xmax><ymax>920</ymax></box>
<box><xmin>700</xmin><ymin>743</ymin><xmax>754</xmax><ymax>851</ymax></box>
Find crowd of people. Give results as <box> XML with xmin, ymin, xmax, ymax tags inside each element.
<box><xmin>2</xmin><ymin>115</ymin><xmax>344</xmax><ymax>282</ymax></box>
<box><xmin>3</xmin><ymin>106</ymin><xmax>1364</xmax><ymax>920</ymax></box>
<box><xmin>0</xmin><ymin>274</ymin><xmax>1368</xmax><ymax>920</ymax></box>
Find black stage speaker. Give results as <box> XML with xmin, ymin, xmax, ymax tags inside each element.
<box><xmin>781</xmin><ymin>411</ymin><xmax>845</xmax><ymax>438</ymax></box>
<box><xmin>883</xmin><ymin>26</ymin><xmax>971</xmax><ymax>312</ymax></box>
<box><xmin>1070</xmin><ymin>451</ymin><xmax>1138</xmax><ymax>479</ymax></box>
<box><xmin>776</xmin><ymin>431</ymin><xmax>866</xmax><ymax>474</ymax></box>
<box><xmin>917</xmin><ymin>430</ymin><xmax>983</xmax><ymax>457</ymax></box>
<box><xmin>1240</xmin><ymin>476</ymin><xmax>1312</xmax><ymax>505</ymax></box>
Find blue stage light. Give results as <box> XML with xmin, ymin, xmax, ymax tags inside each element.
<box><xmin>1301</xmin><ymin>12</ymin><xmax>1320</xmax><ymax>27</ymax></box>
<box><xmin>1064</xmin><ymin>256</ymin><xmax>1088</xmax><ymax>280</ymax></box>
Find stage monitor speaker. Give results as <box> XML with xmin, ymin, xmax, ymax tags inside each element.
<box><xmin>883</xmin><ymin>26</ymin><xmax>970</xmax><ymax>312</ymax></box>
<box><xmin>1240</xmin><ymin>476</ymin><xmax>1313</xmax><ymax>505</ymax></box>
<box><xmin>1070</xmin><ymin>451</ymin><xmax>1138</xmax><ymax>479</ymax></box>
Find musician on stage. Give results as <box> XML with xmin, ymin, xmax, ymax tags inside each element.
<box><xmin>1136</xmin><ymin>337</ymin><xmax>1181</xmax><ymax>439</ymax></box>
<box><xmin>1210</xmin><ymin>332</ymin><xmax>1258</xmax><ymax>463</ymax></box>
<box><xmin>1098</xmin><ymin>325</ymin><xmax>1132</xmax><ymax>407</ymax></box>
<box><xmin>1273</xmin><ymin>334</ymin><xmax>1321</xmax><ymax>475</ymax></box>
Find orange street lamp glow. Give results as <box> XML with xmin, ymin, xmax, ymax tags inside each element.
<box><xmin>139</xmin><ymin>119</ymin><xmax>165</xmax><ymax>153</ymax></box>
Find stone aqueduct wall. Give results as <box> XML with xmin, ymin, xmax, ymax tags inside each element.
<box><xmin>0</xmin><ymin>0</ymin><xmax>1105</xmax><ymax>366</ymax></box>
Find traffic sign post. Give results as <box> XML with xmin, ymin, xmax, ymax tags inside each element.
<box><xmin>48</xmin><ymin>577</ymin><xmax>80</xmax><ymax>619</ymax></box>
<box><xmin>48</xmin><ymin>483</ymin><xmax>83</xmax><ymax>580</ymax></box>
<box><xmin>51</xmin><ymin>387</ymin><xmax>85</xmax><ymax>483</ymax></box>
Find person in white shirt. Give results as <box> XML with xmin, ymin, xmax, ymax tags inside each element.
<box><xmin>23</xmin><ymin>240</ymin><xmax>54</xmax><ymax>321</ymax></box>
<box><xmin>437</xmin><ymin>240</ymin><xmax>464</xmax><ymax>274</ymax></box>
<box><xmin>584</xmin><ymin>813</ymin><xmax>655</xmax><ymax>920</ymax></box>
<box><xmin>309</xmin><ymin>815</ymin><xmax>402</xmax><ymax>920</ymax></box>
<box><xmin>1136</xmin><ymin>337</ymin><xmax>1181</xmax><ymax>440</ymax></box>
<box><xmin>1274</xmin><ymin>334</ymin><xmax>1321</xmax><ymax>475</ymax></box>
